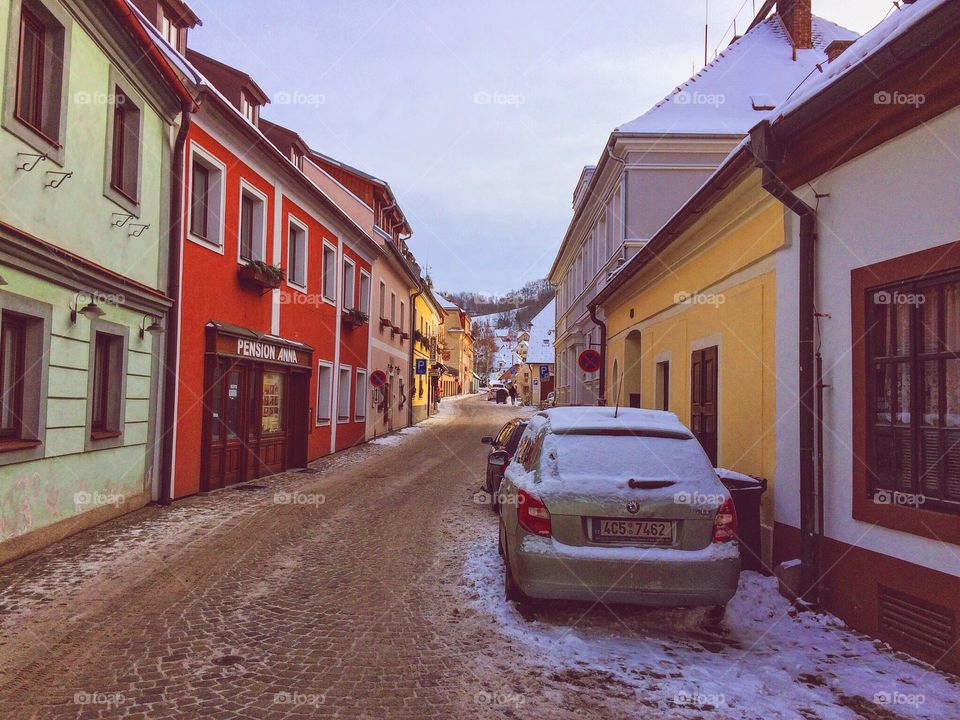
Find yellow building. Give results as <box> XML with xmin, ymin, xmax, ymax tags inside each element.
<box><xmin>412</xmin><ymin>290</ymin><xmax>443</xmax><ymax>423</ymax></box>
<box><xmin>592</xmin><ymin>158</ymin><xmax>780</xmax><ymax>559</ymax></box>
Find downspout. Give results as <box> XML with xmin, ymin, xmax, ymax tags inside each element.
<box><xmin>159</xmin><ymin>98</ymin><xmax>196</xmax><ymax>505</ymax></box>
<box><xmin>408</xmin><ymin>281</ymin><xmax>424</xmax><ymax>426</ymax></box>
<box><xmin>751</xmin><ymin>120</ymin><xmax>820</xmax><ymax>607</ymax></box>
<box><xmin>587</xmin><ymin>304</ymin><xmax>607</xmax><ymax>406</ymax></box>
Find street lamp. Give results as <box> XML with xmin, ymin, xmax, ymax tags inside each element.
<box><xmin>70</xmin><ymin>292</ymin><xmax>105</xmax><ymax>323</ymax></box>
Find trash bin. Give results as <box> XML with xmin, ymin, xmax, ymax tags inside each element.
<box><xmin>717</xmin><ymin>469</ymin><xmax>767</xmax><ymax>574</ymax></box>
<box><xmin>496</xmin><ymin>389</ymin><xmax>507</xmax><ymax>404</ymax></box>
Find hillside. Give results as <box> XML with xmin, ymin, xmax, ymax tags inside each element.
<box><xmin>440</xmin><ymin>279</ymin><xmax>554</xmax><ymax>330</ymax></box>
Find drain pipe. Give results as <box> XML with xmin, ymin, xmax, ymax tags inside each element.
<box><xmin>587</xmin><ymin>305</ymin><xmax>607</xmax><ymax>406</ymax></box>
<box><xmin>158</xmin><ymin>98</ymin><xmax>196</xmax><ymax>505</ymax></box>
<box><xmin>751</xmin><ymin>120</ymin><xmax>820</xmax><ymax>607</ymax></box>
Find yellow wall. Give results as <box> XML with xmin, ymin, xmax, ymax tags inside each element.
<box><xmin>602</xmin><ymin>192</ymin><xmax>783</xmax><ymax>526</ymax></box>
<box><xmin>412</xmin><ymin>293</ymin><xmax>441</xmax><ymax>415</ymax></box>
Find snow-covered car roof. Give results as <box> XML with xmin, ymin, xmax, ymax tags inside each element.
<box><xmin>535</xmin><ymin>407</ymin><xmax>693</xmax><ymax>438</ymax></box>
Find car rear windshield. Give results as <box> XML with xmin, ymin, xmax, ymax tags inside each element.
<box><xmin>545</xmin><ymin>433</ymin><xmax>715</xmax><ymax>484</ymax></box>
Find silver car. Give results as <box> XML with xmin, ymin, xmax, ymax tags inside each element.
<box><xmin>497</xmin><ymin>407</ymin><xmax>740</xmax><ymax>613</ymax></box>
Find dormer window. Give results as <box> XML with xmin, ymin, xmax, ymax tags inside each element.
<box><xmin>291</xmin><ymin>148</ymin><xmax>303</xmax><ymax>170</ymax></box>
<box><xmin>240</xmin><ymin>92</ymin><xmax>258</xmax><ymax>125</ymax></box>
<box><xmin>158</xmin><ymin>9</ymin><xmax>184</xmax><ymax>53</ymax></box>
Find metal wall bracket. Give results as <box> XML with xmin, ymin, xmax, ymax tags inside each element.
<box><xmin>128</xmin><ymin>224</ymin><xmax>150</xmax><ymax>238</ymax></box>
<box><xmin>111</xmin><ymin>212</ymin><xmax>136</xmax><ymax>228</ymax></box>
<box><xmin>16</xmin><ymin>152</ymin><xmax>48</xmax><ymax>172</ymax></box>
<box><xmin>45</xmin><ymin>171</ymin><xmax>73</xmax><ymax>189</ymax></box>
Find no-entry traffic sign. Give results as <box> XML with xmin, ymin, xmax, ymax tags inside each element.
<box><xmin>370</xmin><ymin>370</ymin><xmax>388</xmax><ymax>387</ymax></box>
<box><xmin>578</xmin><ymin>349</ymin><xmax>601</xmax><ymax>373</ymax></box>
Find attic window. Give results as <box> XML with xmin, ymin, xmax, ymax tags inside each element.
<box><xmin>751</xmin><ymin>95</ymin><xmax>776</xmax><ymax>111</ymax></box>
<box><xmin>159</xmin><ymin>9</ymin><xmax>183</xmax><ymax>52</ymax></box>
<box><xmin>240</xmin><ymin>92</ymin><xmax>258</xmax><ymax>125</ymax></box>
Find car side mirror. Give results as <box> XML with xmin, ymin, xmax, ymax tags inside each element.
<box><xmin>489</xmin><ymin>451</ymin><xmax>508</xmax><ymax>467</ymax></box>
<box><xmin>481</xmin><ymin>436</ymin><xmax>494</xmax><ymax>445</ymax></box>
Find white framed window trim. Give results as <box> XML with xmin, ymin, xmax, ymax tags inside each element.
<box><xmin>237</xmin><ymin>179</ymin><xmax>268</xmax><ymax>264</ymax></box>
<box><xmin>321</xmin><ymin>240</ymin><xmax>338</xmax><ymax>305</ymax></box>
<box><xmin>316</xmin><ymin>361</ymin><xmax>334</xmax><ymax>425</ymax></box>
<box><xmin>337</xmin><ymin>364</ymin><xmax>352</xmax><ymax>423</ymax></box>
<box><xmin>286</xmin><ymin>215</ymin><xmax>309</xmax><ymax>292</ymax></box>
<box><xmin>359</xmin><ymin>269</ymin><xmax>371</xmax><ymax>316</ymax></box>
<box><xmin>342</xmin><ymin>255</ymin><xmax>356</xmax><ymax>310</ymax></box>
<box><xmin>355</xmin><ymin>368</ymin><xmax>367</xmax><ymax>421</ymax></box>
<box><xmin>186</xmin><ymin>142</ymin><xmax>227</xmax><ymax>253</ymax></box>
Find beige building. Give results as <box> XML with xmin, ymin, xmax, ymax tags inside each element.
<box><xmin>437</xmin><ymin>295</ymin><xmax>473</xmax><ymax>397</ymax></box>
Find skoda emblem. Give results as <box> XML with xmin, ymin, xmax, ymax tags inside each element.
<box><xmin>626</xmin><ymin>500</ymin><xmax>641</xmax><ymax>514</ymax></box>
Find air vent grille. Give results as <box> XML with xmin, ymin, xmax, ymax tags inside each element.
<box><xmin>878</xmin><ymin>586</ymin><xmax>955</xmax><ymax>667</ymax></box>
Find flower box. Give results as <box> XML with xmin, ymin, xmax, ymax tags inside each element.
<box><xmin>342</xmin><ymin>308</ymin><xmax>369</xmax><ymax>327</ymax></box>
<box><xmin>238</xmin><ymin>261</ymin><xmax>284</xmax><ymax>290</ymax></box>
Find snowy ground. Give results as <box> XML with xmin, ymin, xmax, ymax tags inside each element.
<box><xmin>460</xmin><ymin>537</ymin><xmax>959</xmax><ymax>720</ymax></box>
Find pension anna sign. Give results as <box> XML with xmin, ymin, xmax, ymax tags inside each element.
<box><xmin>236</xmin><ymin>339</ymin><xmax>300</xmax><ymax>364</ymax></box>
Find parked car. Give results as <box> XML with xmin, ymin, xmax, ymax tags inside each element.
<box><xmin>543</xmin><ymin>391</ymin><xmax>556</xmax><ymax>408</ymax></box>
<box><xmin>498</xmin><ymin>407</ymin><xmax>740</xmax><ymax>615</ymax></box>
<box><xmin>481</xmin><ymin>418</ymin><xmax>528</xmax><ymax>512</ymax></box>
<box><xmin>487</xmin><ymin>383</ymin><xmax>506</xmax><ymax>402</ymax></box>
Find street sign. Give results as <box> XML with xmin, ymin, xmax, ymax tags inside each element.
<box><xmin>370</xmin><ymin>370</ymin><xmax>387</xmax><ymax>387</ymax></box>
<box><xmin>415</xmin><ymin>359</ymin><xmax>427</xmax><ymax>375</ymax></box>
<box><xmin>539</xmin><ymin>365</ymin><xmax>549</xmax><ymax>379</ymax></box>
<box><xmin>578</xmin><ymin>349</ymin><xmax>601</xmax><ymax>373</ymax></box>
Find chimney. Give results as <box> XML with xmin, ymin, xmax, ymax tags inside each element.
<box><xmin>824</xmin><ymin>39</ymin><xmax>855</xmax><ymax>63</ymax></box>
<box><xmin>777</xmin><ymin>0</ymin><xmax>812</xmax><ymax>50</ymax></box>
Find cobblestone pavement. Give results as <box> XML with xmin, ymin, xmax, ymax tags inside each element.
<box><xmin>0</xmin><ymin>396</ymin><xmax>956</xmax><ymax>720</ymax></box>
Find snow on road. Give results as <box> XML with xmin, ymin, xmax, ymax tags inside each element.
<box><xmin>462</xmin><ymin>538</ymin><xmax>959</xmax><ymax>720</ymax></box>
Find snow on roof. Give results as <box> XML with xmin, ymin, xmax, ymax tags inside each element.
<box><xmin>774</xmin><ymin>0</ymin><xmax>950</xmax><ymax>122</ymax></box>
<box><xmin>617</xmin><ymin>15</ymin><xmax>857</xmax><ymax>136</ymax></box>
<box><xmin>524</xmin><ymin>300</ymin><xmax>555</xmax><ymax>365</ymax></box>
<box><xmin>435</xmin><ymin>294</ymin><xmax>461</xmax><ymax>312</ymax></box>
<box><xmin>538</xmin><ymin>407</ymin><xmax>693</xmax><ymax>438</ymax></box>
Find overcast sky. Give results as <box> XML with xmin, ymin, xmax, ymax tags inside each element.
<box><xmin>190</xmin><ymin>1</ymin><xmax>891</xmax><ymax>295</ymax></box>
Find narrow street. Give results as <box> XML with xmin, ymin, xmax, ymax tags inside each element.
<box><xmin>0</xmin><ymin>397</ymin><xmax>956</xmax><ymax>719</ymax></box>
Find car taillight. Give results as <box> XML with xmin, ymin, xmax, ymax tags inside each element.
<box><xmin>517</xmin><ymin>489</ymin><xmax>551</xmax><ymax>537</ymax></box>
<box><xmin>713</xmin><ymin>497</ymin><xmax>738</xmax><ymax>543</ymax></box>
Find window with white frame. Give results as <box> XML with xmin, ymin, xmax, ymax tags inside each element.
<box><xmin>355</xmin><ymin>369</ymin><xmax>367</xmax><ymax>420</ymax></box>
<box><xmin>400</xmin><ymin>301</ymin><xmax>405</xmax><ymax>331</ymax></box>
<box><xmin>322</xmin><ymin>243</ymin><xmax>337</xmax><ymax>302</ymax></box>
<box><xmin>359</xmin><ymin>271</ymin><xmax>371</xmax><ymax>316</ymax></box>
<box><xmin>189</xmin><ymin>148</ymin><xmax>225</xmax><ymax>247</ymax></box>
<box><xmin>238</xmin><ymin>184</ymin><xmax>266</xmax><ymax>262</ymax></box>
<box><xmin>316</xmin><ymin>362</ymin><xmax>333</xmax><ymax>424</ymax></box>
<box><xmin>342</xmin><ymin>257</ymin><xmax>356</xmax><ymax>309</ymax></box>
<box><xmin>287</xmin><ymin>219</ymin><xmax>307</xmax><ymax>288</ymax></box>
<box><xmin>337</xmin><ymin>365</ymin><xmax>351</xmax><ymax>422</ymax></box>
<box><xmin>390</xmin><ymin>292</ymin><xmax>397</xmax><ymax>324</ymax></box>
<box><xmin>379</xmin><ymin>281</ymin><xmax>386</xmax><ymax>319</ymax></box>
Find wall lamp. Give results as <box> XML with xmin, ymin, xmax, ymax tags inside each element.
<box><xmin>139</xmin><ymin>315</ymin><xmax>164</xmax><ymax>339</ymax></box>
<box><xmin>70</xmin><ymin>292</ymin><xmax>105</xmax><ymax>323</ymax></box>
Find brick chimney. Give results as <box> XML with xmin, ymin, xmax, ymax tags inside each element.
<box><xmin>777</xmin><ymin>0</ymin><xmax>812</xmax><ymax>50</ymax></box>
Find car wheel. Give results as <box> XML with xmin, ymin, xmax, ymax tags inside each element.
<box><xmin>501</xmin><ymin>531</ymin><xmax>529</xmax><ymax>606</ymax></box>
<box><xmin>489</xmin><ymin>478</ymin><xmax>500</xmax><ymax>513</ymax></box>
<box><xmin>707</xmin><ymin>604</ymin><xmax>727</xmax><ymax>624</ymax></box>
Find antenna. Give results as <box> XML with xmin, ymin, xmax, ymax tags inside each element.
<box><xmin>704</xmin><ymin>0</ymin><xmax>709</xmax><ymax>67</ymax></box>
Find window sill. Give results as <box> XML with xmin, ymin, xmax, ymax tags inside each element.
<box><xmin>0</xmin><ymin>438</ymin><xmax>42</xmax><ymax>453</ymax></box>
<box><xmin>187</xmin><ymin>232</ymin><xmax>225</xmax><ymax>254</ymax></box>
<box><xmin>90</xmin><ymin>430</ymin><xmax>122</xmax><ymax>441</ymax></box>
<box><xmin>4</xmin><ymin>114</ymin><xmax>65</xmax><ymax>166</ymax></box>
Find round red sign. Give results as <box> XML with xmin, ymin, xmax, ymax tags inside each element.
<box><xmin>578</xmin><ymin>349</ymin><xmax>601</xmax><ymax>373</ymax></box>
<box><xmin>370</xmin><ymin>370</ymin><xmax>388</xmax><ymax>387</ymax></box>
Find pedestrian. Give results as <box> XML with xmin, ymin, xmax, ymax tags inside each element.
<box><xmin>508</xmin><ymin>384</ymin><xmax>517</xmax><ymax>405</ymax></box>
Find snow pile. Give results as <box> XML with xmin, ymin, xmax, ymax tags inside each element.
<box><xmin>462</xmin><ymin>540</ymin><xmax>959</xmax><ymax>719</ymax></box>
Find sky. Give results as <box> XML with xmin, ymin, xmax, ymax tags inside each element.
<box><xmin>189</xmin><ymin>1</ymin><xmax>893</xmax><ymax>296</ymax></box>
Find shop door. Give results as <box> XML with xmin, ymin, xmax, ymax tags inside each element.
<box><xmin>691</xmin><ymin>346</ymin><xmax>719</xmax><ymax>465</ymax></box>
<box><xmin>207</xmin><ymin>360</ymin><xmax>250</xmax><ymax>491</ymax></box>
<box><xmin>258</xmin><ymin>369</ymin><xmax>287</xmax><ymax>475</ymax></box>
<box><xmin>287</xmin><ymin>372</ymin><xmax>309</xmax><ymax>469</ymax></box>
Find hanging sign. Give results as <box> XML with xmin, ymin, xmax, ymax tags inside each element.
<box><xmin>578</xmin><ymin>349</ymin><xmax>601</xmax><ymax>373</ymax></box>
<box><xmin>539</xmin><ymin>365</ymin><xmax>550</xmax><ymax>379</ymax></box>
<box><xmin>370</xmin><ymin>370</ymin><xmax>388</xmax><ymax>387</ymax></box>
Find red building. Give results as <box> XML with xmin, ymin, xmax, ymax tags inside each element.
<box><xmin>131</xmin><ymin>3</ymin><xmax>378</xmax><ymax>498</ymax></box>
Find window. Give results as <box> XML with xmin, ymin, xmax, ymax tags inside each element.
<box><xmin>240</xmin><ymin>92</ymin><xmax>257</xmax><ymax>124</ymax></box>
<box><xmin>868</xmin><ymin>276</ymin><xmax>960</xmax><ymax>511</ymax></box>
<box><xmin>390</xmin><ymin>292</ymin><xmax>397</xmax><ymax>324</ymax></box>
<box><xmin>342</xmin><ymin>257</ymin><xmax>356</xmax><ymax>309</ymax></box>
<box><xmin>159</xmin><ymin>10</ymin><xmax>181</xmax><ymax>51</ymax></box>
<box><xmin>337</xmin><ymin>365</ymin><xmax>351</xmax><ymax>422</ymax></box>
<box><xmin>359</xmin><ymin>271</ymin><xmax>371</xmax><ymax>316</ymax></box>
<box><xmin>90</xmin><ymin>331</ymin><xmax>124</xmax><ymax>439</ymax></box>
<box><xmin>316</xmin><ymin>362</ymin><xmax>333</xmax><ymax>424</ymax></box>
<box><xmin>238</xmin><ymin>185</ymin><xmax>266</xmax><ymax>262</ymax></box>
<box><xmin>322</xmin><ymin>243</ymin><xmax>337</xmax><ymax>302</ymax></box>
<box><xmin>400</xmin><ymin>301</ymin><xmax>405</xmax><ymax>330</ymax></box>
<box><xmin>109</xmin><ymin>87</ymin><xmax>140</xmax><ymax>202</ymax></box>
<box><xmin>287</xmin><ymin>220</ymin><xmax>307</xmax><ymax>288</ymax></box>
<box><xmin>188</xmin><ymin>149</ymin><xmax>225</xmax><ymax>247</ymax></box>
<box><xmin>355</xmin><ymin>369</ymin><xmax>367</xmax><ymax>420</ymax></box>
<box><xmin>379</xmin><ymin>281</ymin><xmax>386</xmax><ymax>319</ymax></box>
<box><xmin>13</xmin><ymin>3</ymin><xmax>63</xmax><ymax>142</ymax></box>
<box><xmin>656</xmin><ymin>361</ymin><xmax>670</xmax><ymax>411</ymax></box>
<box><xmin>0</xmin><ymin>315</ymin><xmax>26</xmax><ymax>439</ymax></box>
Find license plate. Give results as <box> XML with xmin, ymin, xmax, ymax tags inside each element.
<box><xmin>590</xmin><ymin>518</ymin><xmax>675</xmax><ymax>545</ymax></box>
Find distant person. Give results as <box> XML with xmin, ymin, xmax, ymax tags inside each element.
<box><xmin>508</xmin><ymin>384</ymin><xmax>517</xmax><ymax>405</ymax></box>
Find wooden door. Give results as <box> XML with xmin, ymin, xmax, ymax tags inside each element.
<box><xmin>207</xmin><ymin>360</ymin><xmax>248</xmax><ymax>490</ymax></box>
<box><xmin>258</xmin><ymin>369</ymin><xmax>287</xmax><ymax>475</ymax></box>
<box><xmin>287</xmin><ymin>372</ymin><xmax>309</xmax><ymax>469</ymax></box>
<box><xmin>691</xmin><ymin>346</ymin><xmax>719</xmax><ymax>465</ymax></box>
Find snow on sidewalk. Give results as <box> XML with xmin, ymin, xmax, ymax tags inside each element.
<box><xmin>462</xmin><ymin>539</ymin><xmax>959</xmax><ymax>720</ymax></box>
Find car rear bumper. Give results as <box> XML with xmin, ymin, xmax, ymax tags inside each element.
<box><xmin>511</xmin><ymin>534</ymin><xmax>740</xmax><ymax>606</ymax></box>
